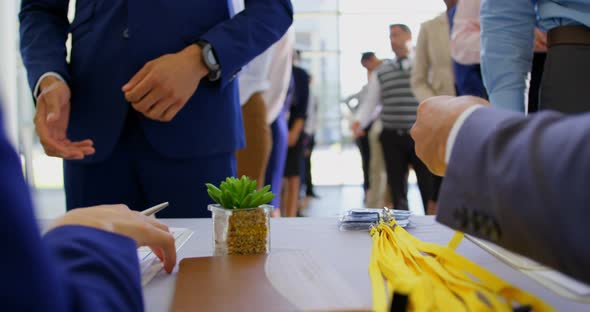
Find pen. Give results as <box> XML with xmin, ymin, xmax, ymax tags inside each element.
<box><xmin>141</xmin><ymin>202</ymin><xmax>170</xmax><ymax>216</ymax></box>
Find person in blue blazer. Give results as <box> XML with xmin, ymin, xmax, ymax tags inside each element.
<box><xmin>19</xmin><ymin>0</ymin><xmax>293</xmax><ymax>218</ymax></box>
<box><xmin>411</xmin><ymin>95</ymin><xmax>590</xmax><ymax>284</ymax></box>
<box><xmin>0</xmin><ymin>101</ymin><xmax>176</xmax><ymax>310</ymax></box>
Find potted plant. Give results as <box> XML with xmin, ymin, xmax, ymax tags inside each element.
<box><xmin>206</xmin><ymin>176</ymin><xmax>275</xmax><ymax>256</ymax></box>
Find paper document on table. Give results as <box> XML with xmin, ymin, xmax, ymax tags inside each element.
<box><xmin>522</xmin><ymin>269</ymin><xmax>590</xmax><ymax>302</ymax></box>
<box><xmin>138</xmin><ymin>227</ymin><xmax>193</xmax><ymax>286</ymax></box>
<box><xmin>468</xmin><ymin>235</ymin><xmax>590</xmax><ymax>302</ymax></box>
<box><xmin>467</xmin><ymin>236</ymin><xmax>546</xmax><ymax>270</ymax></box>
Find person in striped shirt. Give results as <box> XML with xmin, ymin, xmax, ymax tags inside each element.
<box><xmin>352</xmin><ymin>24</ymin><xmax>434</xmax><ymax>214</ymax></box>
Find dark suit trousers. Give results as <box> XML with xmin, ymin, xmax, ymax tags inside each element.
<box><xmin>528</xmin><ymin>52</ymin><xmax>546</xmax><ymax>113</ymax></box>
<box><xmin>379</xmin><ymin>129</ymin><xmax>433</xmax><ymax>212</ymax></box>
<box><xmin>540</xmin><ymin>45</ymin><xmax>590</xmax><ymax>113</ymax></box>
<box><xmin>355</xmin><ymin>123</ymin><xmax>372</xmax><ymax>192</ymax></box>
<box><xmin>64</xmin><ymin>112</ymin><xmax>236</xmax><ymax>218</ymax></box>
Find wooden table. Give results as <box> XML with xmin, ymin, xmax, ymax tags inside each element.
<box><xmin>143</xmin><ymin>217</ymin><xmax>589</xmax><ymax>311</ymax></box>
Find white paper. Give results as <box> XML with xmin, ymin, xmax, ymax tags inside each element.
<box><xmin>138</xmin><ymin>227</ymin><xmax>193</xmax><ymax>286</ymax></box>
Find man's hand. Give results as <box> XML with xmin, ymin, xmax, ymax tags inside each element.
<box><xmin>287</xmin><ymin>130</ymin><xmax>300</xmax><ymax>147</ymax></box>
<box><xmin>49</xmin><ymin>204</ymin><xmax>177</xmax><ymax>273</ymax></box>
<box><xmin>123</xmin><ymin>44</ymin><xmax>209</xmax><ymax>122</ymax></box>
<box><xmin>411</xmin><ymin>96</ymin><xmax>489</xmax><ymax>176</ymax></box>
<box><xmin>35</xmin><ymin>76</ymin><xmax>95</xmax><ymax>160</ymax></box>
<box><xmin>534</xmin><ymin>28</ymin><xmax>548</xmax><ymax>53</ymax></box>
<box><xmin>351</xmin><ymin>121</ymin><xmax>366</xmax><ymax>138</ymax></box>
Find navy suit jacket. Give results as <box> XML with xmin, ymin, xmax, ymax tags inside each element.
<box><xmin>0</xmin><ymin>108</ymin><xmax>143</xmax><ymax>310</ymax></box>
<box><xmin>438</xmin><ymin>107</ymin><xmax>590</xmax><ymax>284</ymax></box>
<box><xmin>20</xmin><ymin>0</ymin><xmax>293</xmax><ymax>163</ymax></box>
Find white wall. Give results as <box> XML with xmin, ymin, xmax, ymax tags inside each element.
<box><xmin>0</xmin><ymin>0</ymin><xmax>20</xmax><ymax>149</ymax></box>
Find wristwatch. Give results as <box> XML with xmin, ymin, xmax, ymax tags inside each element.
<box><xmin>196</xmin><ymin>40</ymin><xmax>221</xmax><ymax>82</ymax></box>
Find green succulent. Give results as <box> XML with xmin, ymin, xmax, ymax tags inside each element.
<box><xmin>206</xmin><ymin>176</ymin><xmax>275</xmax><ymax>209</ymax></box>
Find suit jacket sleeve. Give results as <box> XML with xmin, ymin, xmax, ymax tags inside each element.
<box><xmin>19</xmin><ymin>0</ymin><xmax>72</xmax><ymax>92</ymax></box>
<box><xmin>0</xmin><ymin>105</ymin><xmax>142</xmax><ymax>310</ymax></box>
<box><xmin>411</xmin><ymin>23</ymin><xmax>437</xmax><ymax>103</ymax></box>
<box><xmin>437</xmin><ymin>107</ymin><xmax>590</xmax><ymax>284</ymax></box>
<box><xmin>198</xmin><ymin>0</ymin><xmax>293</xmax><ymax>88</ymax></box>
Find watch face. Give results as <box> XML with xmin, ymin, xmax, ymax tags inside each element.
<box><xmin>206</xmin><ymin>49</ymin><xmax>218</xmax><ymax>66</ymax></box>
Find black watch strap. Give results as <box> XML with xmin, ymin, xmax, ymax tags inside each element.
<box><xmin>196</xmin><ymin>40</ymin><xmax>221</xmax><ymax>82</ymax></box>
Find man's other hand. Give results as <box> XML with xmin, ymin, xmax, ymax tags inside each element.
<box><xmin>123</xmin><ymin>44</ymin><xmax>209</xmax><ymax>122</ymax></box>
<box><xmin>411</xmin><ymin>96</ymin><xmax>489</xmax><ymax>176</ymax></box>
<box><xmin>351</xmin><ymin>121</ymin><xmax>365</xmax><ymax>138</ymax></box>
<box><xmin>49</xmin><ymin>204</ymin><xmax>177</xmax><ymax>273</ymax></box>
<box><xmin>35</xmin><ymin>77</ymin><xmax>95</xmax><ymax>160</ymax></box>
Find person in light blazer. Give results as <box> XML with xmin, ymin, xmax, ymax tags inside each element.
<box><xmin>410</xmin><ymin>0</ymin><xmax>458</xmax><ymax>214</ymax></box>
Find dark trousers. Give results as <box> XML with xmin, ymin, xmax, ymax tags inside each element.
<box><xmin>355</xmin><ymin>123</ymin><xmax>372</xmax><ymax>192</ymax></box>
<box><xmin>265</xmin><ymin>111</ymin><xmax>288</xmax><ymax>208</ymax></box>
<box><xmin>528</xmin><ymin>52</ymin><xmax>547</xmax><ymax>113</ymax></box>
<box><xmin>379</xmin><ymin>129</ymin><xmax>433</xmax><ymax>212</ymax></box>
<box><xmin>64</xmin><ymin>112</ymin><xmax>235</xmax><ymax>218</ymax></box>
<box><xmin>540</xmin><ymin>45</ymin><xmax>590</xmax><ymax>113</ymax></box>
<box><xmin>302</xmin><ymin>134</ymin><xmax>316</xmax><ymax>196</ymax></box>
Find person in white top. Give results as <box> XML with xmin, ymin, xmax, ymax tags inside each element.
<box><xmin>263</xmin><ymin>27</ymin><xmax>295</xmax><ymax>216</ymax></box>
<box><xmin>236</xmin><ymin>46</ymin><xmax>275</xmax><ymax>189</ymax></box>
<box><xmin>264</xmin><ymin>27</ymin><xmax>295</xmax><ymax>125</ymax></box>
<box><xmin>347</xmin><ymin>52</ymin><xmax>390</xmax><ymax>208</ymax></box>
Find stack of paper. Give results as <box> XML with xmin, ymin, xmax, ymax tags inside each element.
<box><xmin>138</xmin><ymin>227</ymin><xmax>193</xmax><ymax>286</ymax></box>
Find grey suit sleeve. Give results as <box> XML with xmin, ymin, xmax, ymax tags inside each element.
<box><xmin>437</xmin><ymin>107</ymin><xmax>590</xmax><ymax>284</ymax></box>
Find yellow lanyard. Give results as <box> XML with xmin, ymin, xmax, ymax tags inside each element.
<box><xmin>369</xmin><ymin>220</ymin><xmax>556</xmax><ymax>311</ymax></box>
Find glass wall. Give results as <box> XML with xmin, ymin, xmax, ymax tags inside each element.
<box><xmin>293</xmin><ymin>0</ymin><xmax>445</xmax><ymax>145</ymax></box>
<box><xmin>2</xmin><ymin>0</ymin><xmax>447</xmax><ymax>193</ymax></box>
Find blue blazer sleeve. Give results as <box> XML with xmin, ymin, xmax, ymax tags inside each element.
<box><xmin>198</xmin><ymin>0</ymin><xmax>293</xmax><ymax>88</ymax></box>
<box><xmin>19</xmin><ymin>0</ymin><xmax>72</xmax><ymax>91</ymax></box>
<box><xmin>437</xmin><ymin>107</ymin><xmax>590</xmax><ymax>284</ymax></box>
<box><xmin>0</xmin><ymin>105</ymin><xmax>142</xmax><ymax>311</ymax></box>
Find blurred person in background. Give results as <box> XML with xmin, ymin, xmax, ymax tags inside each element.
<box><xmin>480</xmin><ymin>0</ymin><xmax>590</xmax><ymax>113</ymax></box>
<box><xmin>451</xmin><ymin>0</ymin><xmax>548</xmax><ymax>112</ymax></box>
<box><xmin>411</xmin><ymin>0</ymin><xmax>457</xmax><ymax>214</ymax></box>
<box><xmin>264</xmin><ymin>27</ymin><xmax>295</xmax><ymax>217</ymax></box>
<box><xmin>449</xmin><ymin>0</ymin><xmax>487</xmax><ymax>98</ymax></box>
<box><xmin>237</xmin><ymin>45</ymin><xmax>275</xmax><ymax>190</ymax></box>
<box><xmin>353</xmin><ymin>24</ymin><xmax>433</xmax><ymax>214</ymax></box>
<box><xmin>346</xmin><ymin>52</ymin><xmax>391</xmax><ymax>208</ymax></box>
<box><xmin>301</xmin><ymin>76</ymin><xmax>320</xmax><ymax>201</ymax></box>
<box><xmin>528</xmin><ymin>29</ymin><xmax>548</xmax><ymax>114</ymax></box>
<box><xmin>345</xmin><ymin>52</ymin><xmax>382</xmax><ymax>204</ymax></box>
<box><xmin>282</xmin><ymin>51</ymin><xmax>310</xmax><ymax>217</ymax></box>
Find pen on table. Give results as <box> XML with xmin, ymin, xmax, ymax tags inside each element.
<box><xmin>141</xmin><ymin>202</ymin><xmax>169</xmax><ymax>217</ymax></box>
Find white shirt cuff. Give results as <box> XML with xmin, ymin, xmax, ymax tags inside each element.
<box><xmin>34</xmin><ymin>72</ymin><xmax>65</xmax><ymax>99</ymax></box>
<box><xmin>445</xmin><ymin>105</ymin><xmax>483</xmax><ymax>164</ymax></box>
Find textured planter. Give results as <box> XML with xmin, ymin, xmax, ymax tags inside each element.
<box><xmin>208</xmin><ymin>204</ymin><xmax>272</xmax><ymax>256</ymax></box>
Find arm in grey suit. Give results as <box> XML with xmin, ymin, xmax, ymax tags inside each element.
<box><xmin>437</xmin><ymin>107</ymin><xmax>590</xmax><ymax>284</ymax></box>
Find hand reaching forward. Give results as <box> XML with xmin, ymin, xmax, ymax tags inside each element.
<box><xmin>49</xmin><ymin>204</ymin><xmax>177</xmax><ymax>273</ymax></box>
<box><xmin>35</xmin><ymin>76</ymin><xmax>95</xmax><ymax>159</ymax></box>
<box><xmin>123</xmin><ymin>44</ymin><xmax>210</xmax><ymax>122</ymax></box>
<box><xmin>411</xmin><ymin>96</ymin><xmax>489</xmax><ymax>176</ymax></box>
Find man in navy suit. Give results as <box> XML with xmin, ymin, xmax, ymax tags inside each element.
<box><xmin>19</xmin><ymin>0</ymin><xmax>293</xmax><ymax>218</ymax></box>
<box><xmin>0</xmin><ymin>101</ymin><xmax>176</xmax><ymax>310</ymax></box>
<box><xmin>411</xmin><ymin>95</ymin><xmax>590</xmax><ymax>284</ymax></box>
